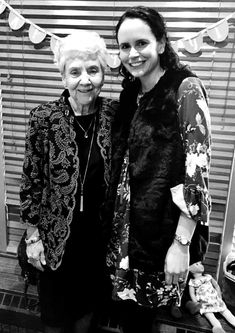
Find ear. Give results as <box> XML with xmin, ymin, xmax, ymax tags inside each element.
<box><xmin>158</xmin><ymin>39</ymin><xmax>166</xmax><ymax>55</ymax></box>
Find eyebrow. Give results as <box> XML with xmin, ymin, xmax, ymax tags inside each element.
<box><xmin>119</xmin><ymin>42</ymin><xmax>129</xmax><ymax>47</ymax></box>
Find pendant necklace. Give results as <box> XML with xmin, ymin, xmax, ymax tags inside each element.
<box><xmin>137</xmin><ymin>91</ymin><xmax>144</xmax><ymax>107</ymax></box>
<box><xmin>74</xmin><ymin>115</ymin><xmax>95</xmax><ymax>139</ymax></box>
<box><xmin>79</xmin><ymin>114</ymin><xmax>96</xmax><ymax>212</ymax></box>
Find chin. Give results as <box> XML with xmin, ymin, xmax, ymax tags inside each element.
<box><xmin>199</xmin><ymin>265</ymin><xmax>205</xmax><ymax>273</ymax></box>
<box><xmin>130</xmin><ymin>70</ymin><xmax>145</xmax><ymax>78</ymax></box>
<box><xmin>79</xmin><ymin>96</ymin><xmax>94</xmax><ymax>104</ymax></box>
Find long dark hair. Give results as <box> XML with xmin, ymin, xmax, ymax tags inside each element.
<box><xmin>116</xmin><ymin>6</ymin><xmax>182</xmax><ymax>85</ymax></box>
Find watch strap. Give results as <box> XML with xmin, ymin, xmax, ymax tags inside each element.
<box><xmin>174</xmin><ymin>234</ymin><xmax>191</xmax><ymax>246</ymax></box>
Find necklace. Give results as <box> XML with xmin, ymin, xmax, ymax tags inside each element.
<box><xmin>79</xmin><ymin>114</ymin><xmax>96</xmax><ymax>212</ymax></box>
<box><xmin>74</xmin><ymin>115</ymin><xmax>95</xmax><ymax>139</ymax></box>
<box><xmin>137</xmin><ymin>91</ymin><xmax>144</xmax><ymax>106</ymax></box>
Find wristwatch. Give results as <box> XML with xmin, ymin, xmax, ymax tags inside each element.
<box><xmin>174</xmin><ymin>234</ymin><xmax>191</xmax><ymax>246</ymax></box>
<box><xmin>25</xmin><ymin>235</ymin><xmax>41</xmax><ymax>245</ymax></box>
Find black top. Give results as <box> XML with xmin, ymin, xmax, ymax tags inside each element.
<box><xmin>62</xmin><ymin>99</ymin><xmax>106</xmax><ymax>269</ymax></box>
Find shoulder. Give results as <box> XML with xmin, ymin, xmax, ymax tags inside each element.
<box><xmin>189</xmin><ymin>278</ymin><xmax>197</xmax><ymax>287</ymax></box>
<box><xmin>204</xmin><ymin>274</ymin><xmax>212</xmax><ymax>280</ymax></box>
<box><xmin>29</xmin><ymin>97</ymin><xmax>63</xmax><ymax>122</ymax></box>
<box><xmin>100</xmin><ymin>97</ymin><xmax>119</xmax><ymax>124</ymax></box>
<box><xmin>178</xmin><ymin>77</ymin><xmax>208</xmax><ymax>101</ymax></box>
<box><xmin>177</xmin><ymin>76</ymin><xmax>210</xmax><ymax>126</ymax></box>
<box><xmin>101</xmin><ymin>97</ymin><xmax>119</xmax><ymax>112</ymax></box>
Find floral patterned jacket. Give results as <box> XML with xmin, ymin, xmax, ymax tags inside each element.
<box><xmin>20</xmin><ymin>91</ymin><xmax>118</xmax><ymax>270</ymax></box>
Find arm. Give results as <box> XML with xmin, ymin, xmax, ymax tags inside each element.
<box><xmin>20</xmin><ymin>107</ymin><xmax>45</xmax><ymax>228</ymax></box>
<box><xmin>165</xmin><ymin>77</ymin><xmax>211</xmax><ymax>284</ymax></box>
<box><xmin>165</xmin><ymin>213</ymin><xmax>195</xmax><ymax>284</ymax></box>
<box><xmin>20</xmin><ymin>107</ymin><xmax>46</xmax><ymax>269</ymax></box>
<box><xmin>211</xmin><ymin>276</ymin><xmax>222</xmax><ymax>298</ymax></box>
<box><xmin>176</xmin><ymin>77</ymin><xmax>211</xmax><ymax>225</ymax></box>
<box><xmin>189</xmin><ymin>285</ymin><xmax>198</xmax><ymax>303</ymax></box>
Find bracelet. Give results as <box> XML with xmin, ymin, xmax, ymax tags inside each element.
<box><xmin>25</xmin><ymin>236</ymin><xmax>41</xmax><ymax>245</ymax></box>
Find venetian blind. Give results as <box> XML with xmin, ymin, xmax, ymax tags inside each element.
<box><xmin>0</xmin><ymin>0</ymin><xmax>235</xmax><ymax>278</ymax></box>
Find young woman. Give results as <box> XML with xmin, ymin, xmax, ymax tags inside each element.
<box><xmin>20</xmin><ymin>31</ymin><xmax>118</xmax><ymax>333</ymax></box>
<box><xmin>106</xmin><ymin>6</ymin><xmax>211</xmax><ymax>333</ymax></box>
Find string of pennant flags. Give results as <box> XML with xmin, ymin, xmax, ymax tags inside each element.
<box><xmin>172</xmin><ymin>14</ymin><xmax>235</xmax><ymax>54</ymax></box>
<box><xmin>0</xmin><ymin>0</ymin><xmax>235</xmax><ymax>68</ymax></box>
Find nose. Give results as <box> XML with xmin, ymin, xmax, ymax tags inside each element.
<box><xmin>129</xmin><ymin>46</ymin><xmax>139</xmax><ymax>58</ymax></box>
<box><xmin>79</xmin><ymin>72</ymin><xmax>91</xmax><ymax>85</ymax></box>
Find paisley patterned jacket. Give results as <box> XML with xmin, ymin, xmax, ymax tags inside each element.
<box><xmin>20</xmin><ymin>91</ymin><xmax>118</xmax><ymax>270</ymax></box>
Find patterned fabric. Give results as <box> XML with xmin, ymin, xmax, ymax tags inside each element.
<box><xmin>20</xmin><ymin>91</ymin><xmax>118</xmax><ymax>270</ymax></box>
<box><xmin>107</xmin><ymin>151</ymin><xmax>185</xmax><ymax>308</ymax></box>
<box><xmin>177</xmin><ymin>77</ymin><xmax>211</xmax><ymax>224</ymax></box>
<box><xmin>107</xmin><ymin>69</ymin><xmax>211</xmax><ymax>308</ymax></box>
<box><xmin>189</xmin><ymin>275</ymin><xmax>226</xmax><ymax>314</ymax></box>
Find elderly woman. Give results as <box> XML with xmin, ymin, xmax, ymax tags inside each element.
<box><xmin>19</xmin><ymin>31</ymin><xmax>118</xmax><ymax>333</ymax></box>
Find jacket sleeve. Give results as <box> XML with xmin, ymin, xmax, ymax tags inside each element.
<box><xmin>20</xmin><ymin>106</ymin><xmax>45</xmax><ymax>226</ymax></box>
<box><xmin>171</xmin><ymin>77</ymin><xmax>212</xmax><ymax>225</ymax></box>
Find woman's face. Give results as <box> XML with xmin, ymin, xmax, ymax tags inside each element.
<box><xmin>63</xmin><ymin>54</ymin><xmax>104</xmax><ymax>105</ymax></box>
<box><xmin>117</xmin><ymin>18</ymin><xmax>164</xmax><ymax>82</ymax></box>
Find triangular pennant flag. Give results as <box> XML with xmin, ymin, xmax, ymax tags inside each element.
<box><xmin>8</xmin><ymin>10</ymin><xmax>25</xmax><ymax>30</ymax></box>
<box><xmin>28</xmin><ymin>24</ymin><xmax>46</xmax><ymax>44</ymax></box>
<box><xmin>0</xmin><ymin>0</ymin><xmax>234</xmax><ymax>55</ymax></box>
<box><xmin>106</xmin><ymin>53</ymin><xmax>121</xmax><ymax>69</ymax></box>
<box><xmin>50</xmin><ymin>35</ymin><xmax>60</xmax><ymax>53</ymax></box>
<box><xmin>183</xmin><ymin>34</ymin><xmax>203</xmax><ymax>54</ymax></box>
<box><xmin>171</xmin><ymin>41</ymin><xmax>179</xmax><ymax>53</ymax></box>
<box><xmin>207</xmin><ymin>19</ymin><xmax>229</xmax><ymax>42</ymax></box>
<box><xmin>0</xmin><ymin>3</ymin><xmax>6</xmax><ymax>14</ymax></box>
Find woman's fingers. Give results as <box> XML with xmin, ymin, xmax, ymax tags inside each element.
<box><xmin>40</xmin><ymin>251</ymin><xmax>46</xmax><ymax>266</ymax></box>
<box><xmin>165</xmin><ymin>270</ymin><xmax>188</xmax><ymax>285</ymax></box>
<box><xmin>28</xmin><ymin>257</ymin><xmax>44</xmax><ymax>271</ymax></box>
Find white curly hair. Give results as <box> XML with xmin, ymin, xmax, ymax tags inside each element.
<box><xmin>53</xmin><ymin>30</ymin><xmax>108</xmax><ymax>75</ymax></box>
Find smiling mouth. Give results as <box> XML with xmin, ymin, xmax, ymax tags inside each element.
<box><xmin>78</xmin><ymin>89</ymin><xmax>93</xmax><ymax>93</ymax></box>
<box><xmin>129</xmin><ymin>61</ymin><xmax>145</xmax><ymax>67</ymax></box>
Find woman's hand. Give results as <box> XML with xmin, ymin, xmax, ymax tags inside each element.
<box><xmin>26</xmin><ymin>228</ymin><xmax>46</xmax><ymax>271</ymax></box>
<box><xmin>26</xmin><ymin>239</ymin><xmax>46</xmax><ymax>271</ymax></box>
<box><xmin>164</xmin><ymin>212</ymin><xmax>195</xmax><ymax>285</ymax></box>
<box><xmin>164</xmin><ymin>241</ymin><xmax>189</xmax><ymax>285</ymax></box>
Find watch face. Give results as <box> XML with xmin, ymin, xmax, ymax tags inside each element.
<box><xmin>181</xmin><ymin>238</ymin><xmax>187</xmax><ymax>245</ymax></box>
<box><xmin>175</xmin><ymin>234</ymin><xmax>190</xmax><ymax>246</ymax></box>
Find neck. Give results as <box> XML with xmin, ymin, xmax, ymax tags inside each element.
<box><xmin>140</xmin><ymin>66</ymin><xmax>165</xmax><ymax>93</ymax></box>
<box><xmin>193</xmin><ymin>273</ymin><xmax>202</xmax><ymax>279</ymax></box>
<box><xmin>69</xmin><ymin>96</ymin><xmax>98</xmax><ymax>116</ymax></box>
